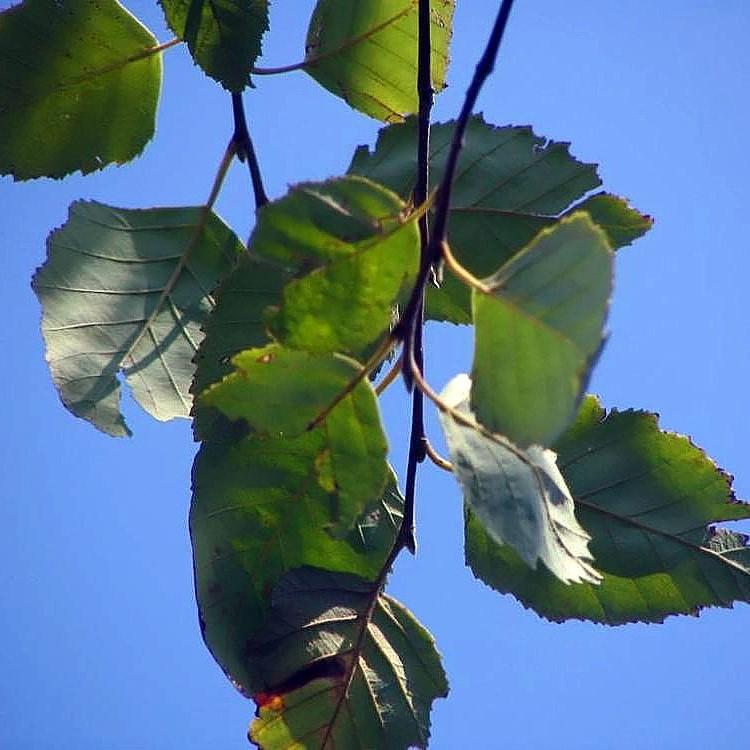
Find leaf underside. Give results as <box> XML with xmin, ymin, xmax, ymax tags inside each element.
<box><xmin>440</xmin><ymin>375</ymin><xmax>600</xmax><ymax>586</ymax></box>
<box><xmin>248</xmin><ymin>568</ymin><xmax>448</xmax><ymax>750</ymax></box>
<box><xmin>304</xmin><ymin>0</ymin><xmax>455</xmax><ymax>121</ymax></box>
<box><xmin>467</xmin><ymin>395</ymin><xmax>750</xmax><ymax>624</ymax></box>
<box><xmin>349</xmin><ymin>116</ymin><xmax>651</xmax><ymax>322</ymax></box>
<box><xmin>33</xmin><ymin>201</ymin><xmax>243</xmax><ymax>436</ymax></box>
<box><xmin>0</xmin><ymin>0</ymin><xmax>162</xmax><ymax>180</ymax></box>
<box><xmin>159</xmin><ymin>0</ymin><xmax>269</xmax><ymax>91</ymax></box>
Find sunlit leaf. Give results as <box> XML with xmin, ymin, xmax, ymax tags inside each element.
<box><xmin>467</xmin><ymin>396</ymin><xmax>750</xmax><ymax>624</ymax></box>
<box><xmin>471</xmin><ymin>213</ymin><xmax>613</xmax><ymax>447</ymax></box>
<box><xmin>304</xmin><ymin>0</ymin><xmax>454</xmax><ymax>121</ymax></box>
<box><xmin>440</xmin><ymin>375</ymin><xmax>600</xmax><ymax>585</ymax></box>
<box><xmin>32</xmin><ymin>201</ymin><xmax>243</xmax><ymax>436</ymax></box>
<box><xmin>248</xmin><ymin>567</ymin><xmax>448</xmax><ymax>750</ymax></box>
<box><xmin>349</xmin><ymin>116</ymin><xmax>651</xmax><ymax>322</ymax></box>
<box><xmin>191</xmin><ymin>349</ymin><xmax>393</xmax><ymax>693</ymax></box>
<box><xmin>0</xmin><ymin>0</ymin><xmax>162</xmax><ymax>180</ymax></box>
<box><xmin>250</xmin><ymin>176</ymin><xmax>420</xmax><ymax>357</ymax></box>
<box><xmin>159</xmin><ymin>0</ymin><xmax>268</xmax><ymax>91</ymax></box>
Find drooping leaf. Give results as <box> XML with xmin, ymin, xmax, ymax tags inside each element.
<box><xmin>467</xmin><ymin>395</ymin><xmax>750</xmax><ymax>624</ymax></box>
<box><xmin>471</xmin><ymin>213</ymin><xmax>613</xmax><ymax>447</ymax></box>
<box><xmin>191</xmin><ymin>349</ymin><xmax>393</xmax><ymax>693</ymax></box>
<box><xmin>0</xmin><ymin>0</ymin><xmax>162</xmax><ymax>180</ymax></box>
<box><xmin>439</xmin><ymin>375</ymin><xmax>600</xmax><ymax>585</ymax></box>
<box><xmin>248</xmin><ymin>568</ymin><xmax>448</xmax><ymax>750</ymax></box>
<box><xmin>303</xmin><ymin>0</ymin><xmax>454</xmax><ymax>122</ymax></box>
<box><xmin>32</xmin><ymin>201</ymin><xmax>243</xmax><ymax>436</ymax></box>
<box><xmin>159</xmin><ymin>0</ymin><xmax>268</xmax><ymax>91</ymax></box>
<box><xmin>349</xmin><ymin>116</ymin><xmax>651</xmax><ymax>322</ymax></box>
<box><xmin>249</xmin><ymin>176</ymin><xmax>420</xmax><ymax>357</ymax></box>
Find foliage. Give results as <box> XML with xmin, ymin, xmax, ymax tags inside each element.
<box><xmin>4</xmin><ymin>1</ymin><xmax>748</xmax><ymax>748</ymax></box>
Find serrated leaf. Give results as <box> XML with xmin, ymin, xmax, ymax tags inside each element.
<box><xmin>0</xmin><ymin>0</ymin><xmax>162</xmax><ymax>180</ymax></box>
<box><xmin>304</xmin><ymin>0</ymin><xmax>454</xmax><ymax>122</ymax></box>
<box><xmin>32</xmin><ymin>201</ymin><xmax>243</xmax><ymax>436</ymax></box>
<box><xmin>248</xmin><ymin>568</ymin><xmax>448</xmax><ymax>750</ymax></box>
<box><xmin>159</xmin><ymin>0</ymin><xmax>268</xmax><ymax>91</ymax></box>
<box><xmin>466</xmin><ymin>395</ymin><xmax>750</xmax><ymax>624</ymax></box>
<box><xmin>349</xmin><ymin>116</ymin><xmax>652</xmax><ymax>322</ymax></box>
<box><xmin>191</xmin><ymin>351</ymin><xmax>393</xmax><ymax>693</ymax></box>
<box><xmin>249</xmin><ymin>176</ymin><xmax>420</xmax><ymax>357</ymax></box>
<box><xmin>440</xmin><ymin>375</ymin><xmax>600</xmax><ymax>585</ymax></box>
<box><xmin>471</xmin><ymin>213</ymin><xmax>613</xmax><ymax>447</ymax></box>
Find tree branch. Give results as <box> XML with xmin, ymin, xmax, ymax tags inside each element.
<box><xmin>398</xmin><ymin>0</ymin><xmax>434</xmax><ymax>555</ymax></box>
<box><xmin>231</xmin><ymin>93</ymin><xmax>269</xmax><ymax>210</ymax></box>
<box><xmin>395</xmin><ymin>0</ymin><xmax>516</xmax><ymax>384</ymax></box>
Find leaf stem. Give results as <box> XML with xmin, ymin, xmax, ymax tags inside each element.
<box><xmin>424</xmin><ymin>439</ymin><xmax>453</xmax><ymax>472</ymax></box>
<box><xmin>231</xmin><ymin>93</ymin><xmax>269</xmax><ymax>210</ymax></box>
<box><xmin>442</xmin><ymin>239</ymin><xmax>490</xmax><ymax>293</ymax></box>
<box><xmin>375</xmin><ymin>354</ymin><xmax>403</xmax><ymax>396</ymax></box>
<box><xmin>306</xmin><ymin>336</ymin><xmax>396</xmax><ymax>432</ymax></box>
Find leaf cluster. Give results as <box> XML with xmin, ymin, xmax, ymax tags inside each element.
<box><xmin>3</xmin><ymin>1</ymin><xmax>749</xmax><ymax>748</ymax></box>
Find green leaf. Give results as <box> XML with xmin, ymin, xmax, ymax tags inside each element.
<box><xmin>466</xmin><ymin>396</ymin><xmax>750</xmax><ymax>624</ymax></box>
<box><xmin>250</xmin><ymin>176</ymin><xmax>420</xmax><ymax>357</ymax></box>
<box><xmin>439</xmin><ymin>375</ymin><xmax>600</xmax><ymax>585</ymax></box>
<box><xmin>349</xmin><ymin>116</ymin><xmax>651</xmax><ymax>322</ymax></box>
<box><xmin>159</xmin><ymin>0</ymin><xmax>269</xmax><ymax>91</ymax></box>
<box><xmin>304</xmin><ymin>0</ymin><xmax>454</xmax><ymax>122</ymax></box>
<box><xmin>0</xmin><ymin>0</ymin><xmax>162</xmax><ymax>180</ymax></box>
<box><xmin>248</xmin><ymin>568</ymin><xmax>448</xmax><ymax>750</ymax></box>
<box><xmin>191</xmin><ymin>350</ymin><xmax>393</xmax><ymax>692</ymax></box>
<box><xmin>471</xmin><ymin>213</ymin><xmax>613</xmax><ymax>447</ymax></box>
<box><xmin>32</xmin><ymin>201</ymin><xmax>243</xmax><ymax>436</ymax></box>
<box><xmin>191</xmin><ymin>253</ymin><xmax>291</xmax><ymax>396</ymax></box>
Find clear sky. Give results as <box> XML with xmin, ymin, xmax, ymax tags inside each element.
<box><xmin>2</xmin><ymin>1</ymin><xmax>749</xmax><ymax>748</ymax></box>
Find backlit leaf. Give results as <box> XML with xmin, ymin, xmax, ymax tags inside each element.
<box><xmin>467</xmin><ymin>396</ymin><xmax>750</xmax><ymax>624</ymax></box>
<box><xmin>250</xmin><ymin>176</ymin><xmax>420</xmax><ymax>357</ymax></box>
<box><xmin>471</xmin><ymin>213</ymin><xmax>613</xmax><ymax>447</ymax></box>
<box><xmin>33</xmin><ymin>201</ymin><xmax>243</xmax><ymax>436</ymax></box>
<box><xmin>0</xmin><ymin>0</ymin><xmax>162</xmax><ymax>180</ymax></box>
<box><xmin>304</xmin><ymin>0</ymin><xmax>454</xmax><ymax>121</ymax></box>
<box><xmin>440</xmin><ymin>375</ymin><xmax>600</xmax><ymax>585</ymax></box>
<box><xmin>159</xmin><ymin>0</ymin><xmax>269</xmax><ymax>91</ymax></box>
<box><xmin>248</xmin><ymin>568</ymin><xmax>448</xmax><ymax>750</ymax></box>
<box><xmin>349</xmin><ymin>116</ymin><xmax>651</xmax><ymax>322</ymax></box>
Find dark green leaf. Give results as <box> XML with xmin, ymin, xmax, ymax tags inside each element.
<box><xmin>248</xmin><ymin>568</ymin><xmax>448</xmax><ymax>750</ymax></box>
<box><xmin>191</xmin><ymin>253</ymin><xmax>291</xmax><ymax>396</ymax></box>
<box><xmin>440</xmin><ymin>375</ymin><xmax>600</xmax><ymax>585</ymax></box>
<box><xmin>349</xmin><ymin>116</ymin><xmax>651</xmax><ymax>322</ymax></box>
<box><xmin>250</xmin><ymin>176</ymin><xmax>420</xmax><ymax>357</ymax></box>
<box><xmin>159</xmin><ymin>0</ymin><xmax>269</xmax><ymax>91</ymax></box>
<box><xmin>32</xmin><ymin>201</ymin><xmax>243</xmax><ymax>436</ymax></box>
<box><xmin>466</xmin><ymin>396</ymin><xmax>750</xmax><ymax>624</ymax></box>
<box><xmin>471</xmin><ymin>213</ymin><xmax>613</xmax><ymax>447</ymax></box>
<box><xmin>0</xmin><ymin>0</ymin><xmax>162</xmax><ymax>180</ymax></box>
<box><xmin>304</xmin><ymin>0</ymin><xmax>454</xmax><ymax>122</ymax></box>
<box><xmin>191</xmin><ymin>350</ymin><xmax>393</xmax><ymax>692</ymax></box>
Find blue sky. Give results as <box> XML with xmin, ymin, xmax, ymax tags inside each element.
<box><xmin>2</xmin><ymin>1</ymin><xmax>749</xmax><ymax>748</ymax></box>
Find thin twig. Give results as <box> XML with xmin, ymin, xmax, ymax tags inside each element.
<box><xmin>231</xmin><ymin>93</ymin><xmax>269</xmax><ymax>209</ymax></box>
<box><xmin>395</xmin><ymin>0</ymin><xmax>516</xmax><ymax>383</ymax></box>
<box><xmin>398</xmin><ymin>0</ymin><xmax>435</xmax><ymax>556</ymax></box>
